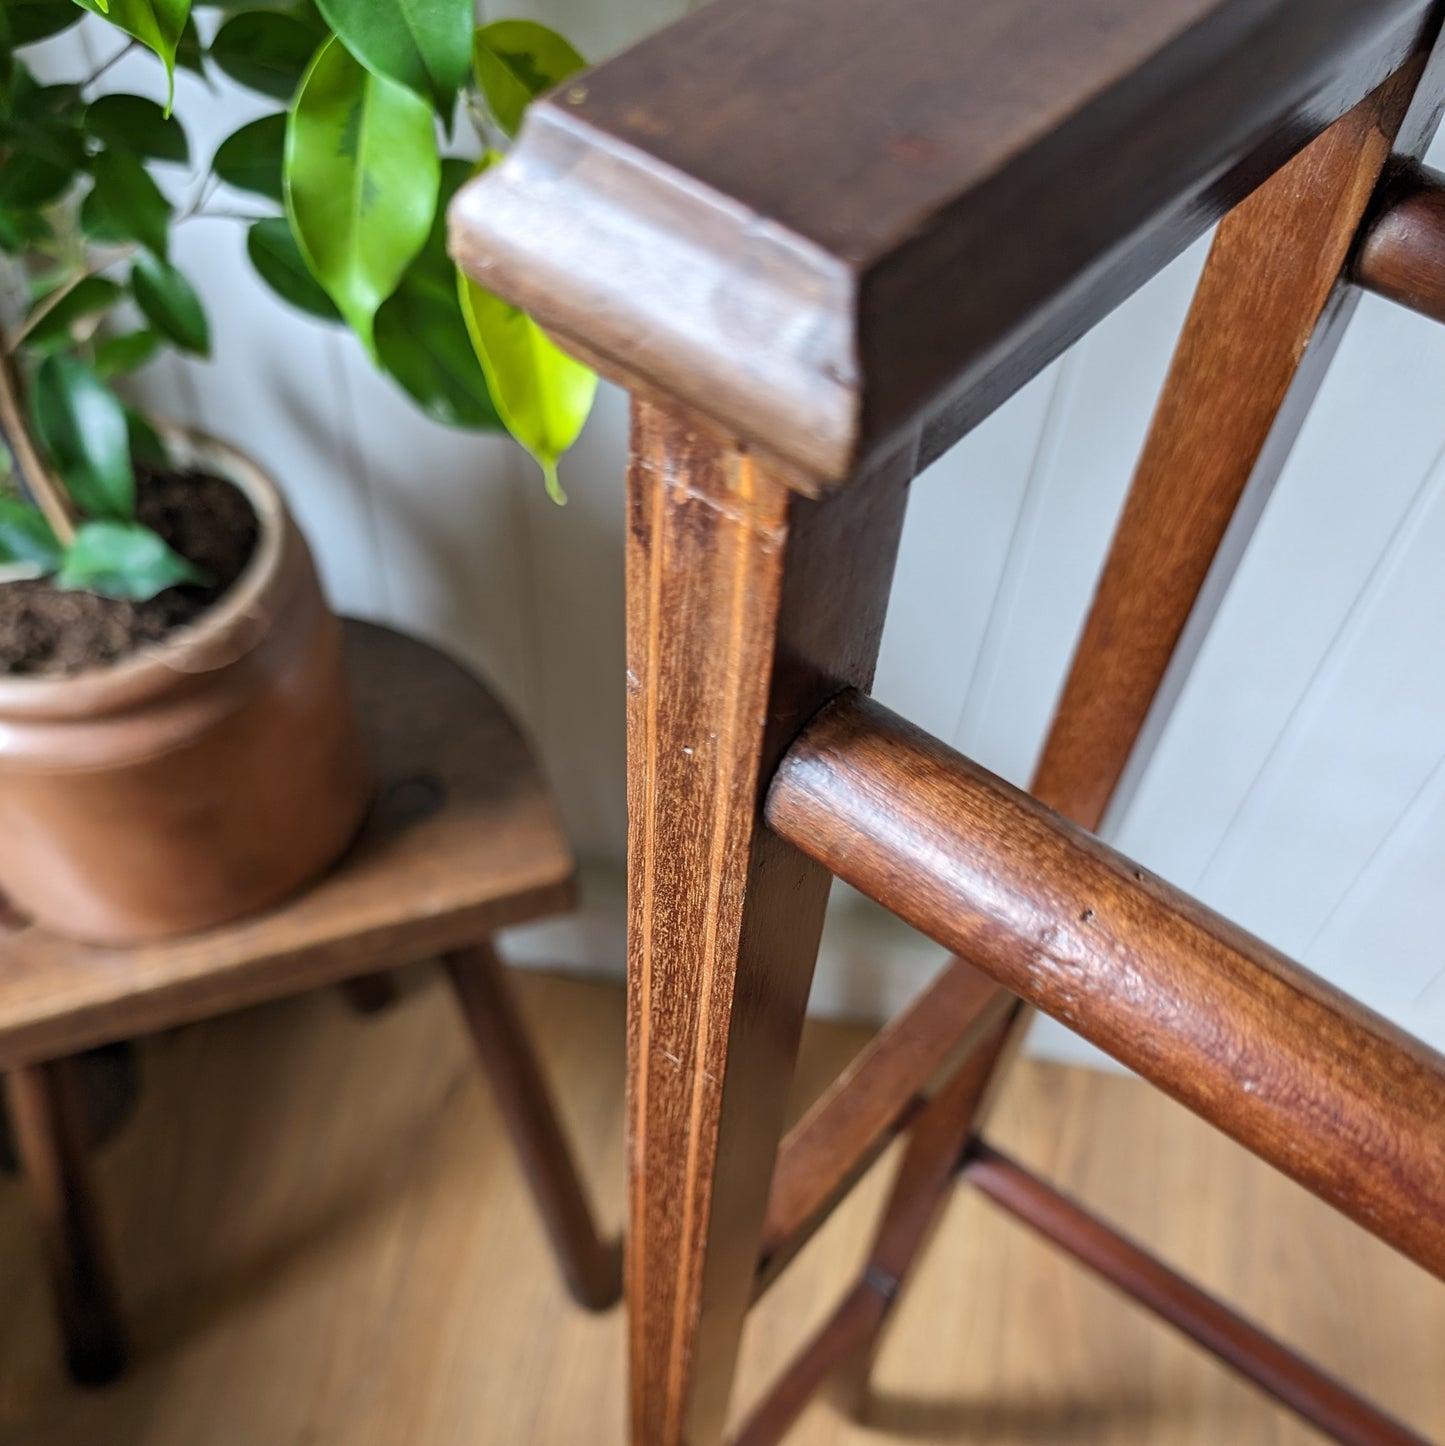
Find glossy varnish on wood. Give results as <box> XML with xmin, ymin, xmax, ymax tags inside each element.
<box><xmin>624</xmin><ymin>400</ymin><xmax>911</xmax><ymax>1445</ymax></box>
<box><xmin>450</xmin><ymin>6</ymin><xmax>1445</xmax><ymax>1443</ymax></box>
<box><xmin>769</xmin><ymin>73</ymin><xmax>1445</xmax><ymax>1420</ymax></box>
<box><xmin>450</xmin><ymin>0</ymin><xmax>1434</xmax><ymax>484</ymax></box>
<box><xmin>1030</xmin><ymin>55</ymin><xmax>1442</xmax><ymax>830</ymax></box>
<box><xmin>767</xmin><ymin>690</ymin><xmax>1445</xmax><ymax>1280</ymax></box>
<box><xmin>1354</xmin><ymin>164</ymin><xmax>1445</xmax><ymax>319</ymax></box>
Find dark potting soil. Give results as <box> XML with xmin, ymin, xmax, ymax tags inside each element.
<box><xmin>0</xmin><ymin>468</ymin><xmax>259</xmax><ymax>677</ymax></box>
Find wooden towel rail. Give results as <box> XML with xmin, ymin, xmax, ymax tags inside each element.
<box><xmin>450</xmin><ymin>0</ymin><xmax>1445</xmax><ymax>1439</ymax></box>
<box><xmin>767</xmin><ymin>689</ymin><xmax>1445</xmax><ymax>1280</ymax></box>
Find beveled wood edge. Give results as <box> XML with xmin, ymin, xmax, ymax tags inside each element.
<box><xmin>449</xmin><ymin>3</ymin><xmax>1433</xmax><ymax>492</ymax></box>
<box><xmin>0</xmin><ymin>876</ymin><xmax>575</xmax><ymax>1071</ymax></box>
<box><xmin>449</xmin><ymin>106</ymin><xmax>855</xmax><ymax>492</ymax></box>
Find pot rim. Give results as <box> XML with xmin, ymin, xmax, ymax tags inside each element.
<box><xmin>0</xmin><ymin>424</ymin><xmax>294</xmax><ymax>718</ymax></box>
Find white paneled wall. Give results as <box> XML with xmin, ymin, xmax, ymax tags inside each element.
<box><xmin>30</xmin><ymin>9</ymin><xmax>1445</xmax><ymax>1066</ymax></box>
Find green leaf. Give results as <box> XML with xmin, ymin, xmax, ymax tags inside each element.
<box><xmin>58</xmin><ymin>520</ymin><xmax>202</xmax><ymax>599</ymax></box>
<box><xmin>373</xmin><ymin>157</ymin><xmax>496</xmax><ymax>427</ymax></box>
<box><xmin>211</xmin><ymin>9</ymin><xmax>323</xmax><ymax>100</ymax></box>
<box><xmin>81</xmin><ymin>148</ymin><xmax>172</xmax><ymax>257</ymax></box>
<box><xmin>30</xmin><ymin>355</ymin><xmax>135</xmax><ymax>520</ymax></box>
<box><xmin>457</xmin><ymin>271</ymin><xmax>596</xmax><ymax>503</ymax></box>
<box><xmin>1</xmin><ymin>69</ymin><xmax>88</xmax><ymax>172</ymax></box>
<box><xmin>131</xmin><ymin>253</ymin><xmax>209</xmax><ymax>355</ymax></box>
<box><xmin>0</xmin><ymin>498</ymin><xmax>63</xmax><ymax>572</ymax></box>
<box><xmin>285</xmin><ymin>36</ymin><xmax>439</xmax><ymax>353</ymax></box>
<box><xmin>85</xmin><ymin>94</ymin><xmax>189</xmax><ymax>163</ymax></box>
<box><xmin>6</xmin><ymin>0</ymin><xmax>84</xmax><ymax>46</ymax></box>
<box><xmin>245</xmin><ymin>216</ymin><xmax>340</xmax><ymax>320</ymax></box>
<box><xmin>23</xmin><ymin>275</ymin><xmax>127</xmax><ymax>353</ymax></box>
<box><xmin>212</xmin><ymin>113</ymin><xmax>285</xmax><ymax>200</ymax></box>
<box><xmin>0</xmin><ymin>151</ymin><xmax>72</xmax><ymax>208</ymax></box>
<box><xmin>376</xmin><ymin>268</ymin><xmax>501</xmax><ymax>431</ymax></box>
<box><xmin>126</xmin><ymin>409</ymin><xmax>170</xmax><ymax>469</ymax></box>
<box><xmin>94</xmin><ymin>329</ymin><xmax>163</xmax><ymax>377</ymax></box>
<box><xmin>175</xmin><ymin>13</ymin><xmax>207</xmax><ymax>80</ymax></box>
<box><xmin>471</xmin><ymin>19</ymin><xmax>585</xmax><ymax>138</ymax></box>
<box><xmin>72</xmin><ymin>0</ymin><xmax>192</xmax><ymax>111</ymax></box>
<box><xmin>0</xmin><ymin>206</ymin><xmax>52</xmax><ymax>251</ymax></box>
<box><xmin>315</xmin><ymin>0</ymin><xmax>470</xmax><ymax>116</ymax></box>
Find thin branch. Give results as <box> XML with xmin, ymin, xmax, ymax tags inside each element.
<box><xmin>0</xmin><ymin>333</ymin><xmax>77</xmax><ymax>547</ymax></box>
<box><xmin>80</xmin><ymin>40</ymin><xmax>137</xmax><ymax>92</ymax></box>
<box><xmin>10</xmin><ymin>246</ymin><xmax>137</xmax><ymax>347</ymax></box>
<box><xmin>187</xmin><ymin>207</ymin><xmax>273</xmax><ymax>224</ymax></box>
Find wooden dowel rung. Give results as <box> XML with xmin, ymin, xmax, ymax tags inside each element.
<box><xmin>755</xmin><ymin>957</ymin><xmax>1013</xmax><ymax>1296</ymax></box>
<box><xmin>961</xmin><ymin>1141</ymin><xmax>1432</xmax><ymax>1446</ymax></box>
<box><xmin>765</xmin><ymin>690</ymin><xmax>1445</xmax><ymax>1279</ymax></box>
<box><xmin>1353</xmin><ymin>165</ymin><xmax>1445</xmax><ymax>322</ymax></box>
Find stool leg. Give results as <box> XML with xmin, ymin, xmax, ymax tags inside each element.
<box><xmin>339</xmin><ymin>971</ymin><xmax>401</xmax><ymax>1016</ymax></box>
<box><xmin>4</xmin><ymin>1059</ymin><xmax>128</xmax><ymax>1386</ymax></box>
<box><xmin>443</xmin><ymin>940</ymin><xmax>622</xmax><ymax>1311</ymax></box>
<box><xmin>623</xmin><ymin>401</ymin><xmax>913</xmax><ymax>1445</ymax></box>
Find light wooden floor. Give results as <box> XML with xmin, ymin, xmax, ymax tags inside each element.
<box><xmin>0</xmin><ymin>968</ymin><xmax>1439</xmax><ymax>1446</ymax></box>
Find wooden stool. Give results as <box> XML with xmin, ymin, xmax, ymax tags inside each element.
<box><xmin>0</xmin><ymin>620</ymin><xmax>620</xmax><ymax>1385</ymax></box>
<box><xmin>453</xmin><ymin>4</ymin><xmax>1445</xmax><ymax>1443</ymax></box>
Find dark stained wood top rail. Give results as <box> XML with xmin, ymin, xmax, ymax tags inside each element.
<box><xmin>1354</xmin><ymin>164</ymin><xmax>1445</xmax><ymax>318</ymax></box>
<box><xmin>449</xmin><ymin>0</ymin><xmax>1437</xmax><ymax>487</ymax></box>
<box><xmin>765</xmin><ymin>690</ymin><xmax>1445</xmax><ymax>1279</ymax></box>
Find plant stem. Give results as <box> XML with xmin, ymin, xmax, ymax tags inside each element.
<box><xmin>81</xmin><ymin>40</ymin><xmax>137</xmax><ymax>92</ymax></box>
<box><xmin>11</xmin><ymin>246</ymin><xmax>137</xmax><ymax>347</ymax></box>
<box><xmin>0</xmin><ymin>333</ymin><xmax>77</xmax><ymax>547</ymax></box>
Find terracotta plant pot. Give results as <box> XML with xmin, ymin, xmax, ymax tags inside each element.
<box><xmin>0</xmin><ymin>429</ymin><xmax>371</xmax><ymax>944</ymax></box>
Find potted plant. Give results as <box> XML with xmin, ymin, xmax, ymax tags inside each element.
<box><xmin>0</xmin><ymin>0</ymin><xmax>593</xmax><ymax>943</ymax></box>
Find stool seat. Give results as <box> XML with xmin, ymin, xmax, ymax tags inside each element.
<box><xmin>1</xmin><ymin>620</ymin><xmax>612</xmax><ymax>1389</ymax></box>
<box><xmin>0</xmin><ymin>621</ymin><xmax>574</xmax><ymax>1070</ymax></box>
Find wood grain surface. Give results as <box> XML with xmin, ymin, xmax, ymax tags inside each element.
<box><xmin>623</xmin><ymin>400</ymin><xmax>912</xmax><ymax>1444</ymax></box>
<box><xmin>767</xmin><ymin>690</ymin><xmax>1445</xmax><ymax>1280</ymax></box>
<box><xmin>0</xmin><ymin>622</ymin><xmax>574</xmax><ymax>1069</ymax></box>
<box><xmin>1030</xmin><ymin>54</ymin><xmax>1445</xmax><ymax>830</ymax></box>
<box><xmin>1354</xmin><ymin>164</ymin><xmax>1445</xmax><ymax>319</ymax></box>
<box><xmin>450</xmin><ymin>0</ymin><xmax>1434</xmax><ymax>484</ymax></box>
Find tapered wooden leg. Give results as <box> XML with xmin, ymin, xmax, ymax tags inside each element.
<box><xmin>444</xmin><ymin>940</ymin><xmax>621</xmax><ymax>1311</ymax></box>
<box><xmin>5</xmin><ymin>1059</ymin><xmax>128</xmax><ymax>1386</ymax></box>
<box><xmin>625</xmin><ymin>400</ymin><xmax>912</xmax><ymax>1445</ymax></box>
